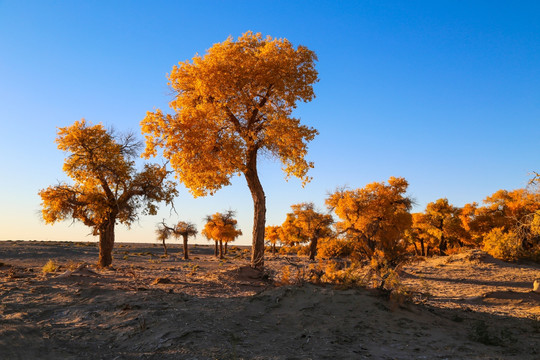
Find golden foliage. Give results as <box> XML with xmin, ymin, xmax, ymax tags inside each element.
<box><xmin>140</xmin><ymin>31</ymin><xmax>319</xmax><ymax>196</ymax></box>
<box><xmin>279</xmin><ymin>203</ymin><xmax>333</xmax><ymax>260</ymax></box>
<box><xmin>326</xmin><ymin>177</ymin><xmax>412</xmax><ymax>264</ymax></box>
<box><xmin>42</xmin><ymin>259</ymin><xmax>59</xmax><ymax>273</ymax></box>
<box><xmin>482</xmin><ymin>228</ymin><xmax>522</xmax><ymax>261</ymax></box>
<box><xmin>38</xmin><ymin>120</ymin><xmax>177</xmax><ymax>267</ymax></box>
<box><xmin>408</xmin><ymin>199</ymin><xmax>468</xmax><ymax>256</ymax></box>
<box><xmin>202</xmin><ymin>211</ymin><xmax>242</xmax><ymax>244</ymax></box>
<box><xmin>317</xmin><ymin>237</ymin><xmax>353</xmax><ymax>259</ymax></box>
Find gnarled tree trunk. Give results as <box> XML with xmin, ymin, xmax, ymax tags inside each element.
<box><xmin>244</xmin><ymin>148</ymin><xmax>266</xmax><ymax>269</ymax></box>
<box><xmin>98</xmin><ymin>217</ymin><xmax>116</xmax><ymax>267</ymax></box>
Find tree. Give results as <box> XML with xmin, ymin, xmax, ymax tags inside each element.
<box><xmin>461</xmin><ymin>189</ymin><xmax>540</xmax><ymax>249</ymax></box>
<box><xmin>157</xmin><ymin>220</ymin><xmax>198</xmax><ymax>259</ymax></box>
<box><xmin>140</xmin><ymin>31</ymin><xmax>318</xmax><ymax>268</ymax></box>
<box><xmin>172</xmin><ymin>221</ymin><xmax>198</xmax><ymax>260</ymax></box>
<box><xmin>265</xmin><ymin>225</ymin><xmax>282</xmax><ymax>255</ymax></box>
<box><xmin>279</xmin><ymin>203</ymin><xmax>333</xmax><ymax>260</ymax></box>
<box><xmin>421</xmin><ymin>199</ymin><xmax>467</xmax><ymax>255</ymax></box>
<box><xmin>202</xmin><ymin>211</ymin><xmax>242</xmax><ymax>259</ymax></box>
<box><xmin>155</xmin><ymin>222</ymin><xmax>173</xmax><ymax>256</ymax></box>
<box><xmin>326</xmin><ymin>177</ymin><xmax>412</xmax><ymax>265</ymax></box>
<box><xmin>405</xmin><ymin>213</ymin><xmax>436</xmax><ymax>257</ymax></box>
<box><xmin>39</xmin><ymin>120</ymin><xmax>177</xmax><ymax>267</ymax></box>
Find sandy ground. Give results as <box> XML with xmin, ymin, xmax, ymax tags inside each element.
<box><xmin>1</xmin><ymin>240</ymin><xmax>539</xmax><ymax>359</ymax></box>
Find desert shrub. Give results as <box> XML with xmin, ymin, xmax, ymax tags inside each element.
<box><xmin>278</xmin><ymin>245</ymin><xmax>308</xmax><ymax>256</ymax></box>
<box><xmin>42</xmin><ymin>259</ymin><xmax>59</xmax><ymax>273</ymax></box>
<box><xmin>317</xmin><ymin>238</ymin><xmax>353</xmax><ymax>259</ymax></box>
<box><xmin>321</xmin><ymin>260</ymin><xmax>363</xmax><ymax>288</ymax></box>
<box><xmin>482</xmin><ymin>228</ymin><xmax>522</xmax><ymax>261</ymax></box>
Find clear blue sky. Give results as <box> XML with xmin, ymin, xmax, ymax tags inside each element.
<box><xmin>1</xmin><ymin>1</ymin><xmax>539</xmax><ymax>245</ymax></box>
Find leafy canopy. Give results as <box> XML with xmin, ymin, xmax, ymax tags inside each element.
<box><xmin>326</xmin><ymin>177</ymin><xmax>412</xmax><ymax>262</ymax></box>
<box><xmin>39</xmin><ymin>119</ymin><xmax>177</xmax><ymax>233</ymax></box>
<box><xmin>280</xmin><ymin>203</ymin><xmax>333</xmax><ymax>245</ymax></box>
<box><xmin>202</xmin><ymin>211</ymin><xmax>243</xmax><ymax>244</ymax></box>
<box><xmin>141</xmin><ymin>31</ymin><xmax>319</xmax><ymax>196</ymax></box>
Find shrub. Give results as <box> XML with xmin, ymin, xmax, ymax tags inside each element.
<box><xmin>482</xmin><ymin>228</ymin><xmax>522</xmax><ymax>261</ymax></box>
<box><xmin>317</xmin><ymin>238</ymin><xmax>353</xmax><ymax>259</ymax></box>
<box><xmin>42</xmin><ymin>259</ymin><xmax>59</xmax><ymax>273</ymax></box>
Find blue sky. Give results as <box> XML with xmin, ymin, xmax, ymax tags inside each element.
<box><xmin>1</xmin><ymin>1</ymin><xmax>539</xmax><ymax>245</ymax></box>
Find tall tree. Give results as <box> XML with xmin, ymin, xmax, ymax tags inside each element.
<box><xmin>202</xmin><ymin>211</ymin><xmax>242</xmax><ymax>259</ymax></box>
<box><xmin>141</xmin><ymin>31</ymin><xmax>318</xmax><ymax>268</ymax></box>
<box><xmin>326</xmin><ymin>177</ymin><xmax>412</xmax><ymax>265</ymax></box>
<box><xmin>39</xmin><ymin>120</ymin><xmax>177</xmax><ymax>267</ymax></box>
<box><xmin>280</xmin><ymin>203</ymin><xmax>333</xmax><ymax>260</ymax></box>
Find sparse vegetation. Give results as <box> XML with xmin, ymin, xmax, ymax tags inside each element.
<box><xmin>42</xmin><ymin>259</ymin><xmax>59</xmax><ymax>273</ymax></box>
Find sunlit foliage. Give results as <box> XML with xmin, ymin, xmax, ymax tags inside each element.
<box><xmin>317</xmin><ymin>237</ymin><xmax>353</xmax><ymax>259</ymax></box>
<box><xmin>279</xmin><ymin>203</ymin><xmax>333</xmax><ymax>260</ymax></box>
<box><xmin>265</xmin><ymin>225</ymin><xmax>282</xmax><ymax>255</ymax></box>
<box><xmin>461</xmin><ymin>188</ymin><xmax>540</xmax><ymax>260</ymax></box>
<box><xmin>326</xmin><ymin>177</ymin><xmax>412</xmax><ymax>265</ymax></box>
<box><xmin>202</xmin><ymin>211</ymin><xmax>242</xmax><ymax>259</ymax></box>
<box><xmin>141</xmin><ymin>31</ymin><xmax>319</xmax><ymax>268</ymax></box>
<box><xmin>39</xmin><ymin>120</ymin><xmax>177</xmax><ymax>267</ymax></box>
<box><xmin>410</xmin><ymin>199</ymin><xmax>468</xmax><ymax>256</ymax></box>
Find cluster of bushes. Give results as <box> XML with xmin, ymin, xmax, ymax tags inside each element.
<box><xmin>266</xmin><ymin>177</ymin><xmax>540</xmax><ymax>264</ymax></box>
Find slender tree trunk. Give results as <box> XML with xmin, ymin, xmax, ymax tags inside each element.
<box><xmin>420</xmin><ymin>238</ymin><xmax>425</xmax><ymax>257</ymax></box>
<box><xmin>219</xmin><ymin>240</ymin><xmax>224</xmax><ymax>259</ymax></box>
<box><xmin>214</xmin><ymin>240</ymin><xmax>218</xmax><ymax>257</ymax></box>
<box><xmin>98</xmin><ymin>217</ymin><xmax>115</xmax><ymax>267</ymax></box>
<box><xmin>272</xmin><ymin>243</ymin><xmax>276</xmax><ymax>255</ymax></box>
<box><xmin>309</xmin><ymin>238</ymin><xmax>318</xmax><ymax>261</ymax></box>
<box><xmin>162</xmin><ymin>239</ymin><xmax>168</xmax><ymax>256</ymax></box>
<box><xmin>182</xmin><ymin>235</ymin><xmax>189</xmax><ymax>260</ymax></box>
<box><xmin>224</xmin><ymin>242</ymin><xmax>228</xmax><ymax>255</ymax></box>
<box><xmin>244</xmin><ymin>148</ymin><xmax>266</xmax><ymax>269</ymax></box>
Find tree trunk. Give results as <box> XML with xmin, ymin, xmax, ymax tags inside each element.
<box><xmin>214</xmin><ymin>240</ymin><xmax>218</xmax><ymax>257</ymax></box>
<box><xmin>412</xmin><ymin>242</ymin><xmax>419</xmax><ymax>256</ymax></box>
<box><xmin>272</xmin><ymin>243</ymin><xmax>276</xmax><ymax>255</ymax></box>
<box><xmin>98</xmin><ymin>217</ymin><xmax>115</xmax><ymax>267</ymax></box>
<box><xmin>309</xmin><ymin>238</ymin><xmax>318</xmax><ymax>261</ymax></box>
<box><xmin>182</xmin><ymin>235</ymin><xmax>189</xmax><ymax>260</ymax></box>
<box><xmin>419</xmin><ymin>238</ymin><xmax>425</xmax><ymax>257</ymax></box>
<box><xmin>439</xmin><ymin>236</ymin><xmax>447</xmax><ymax>256</ymax></box>
<box><xmin>224</xmin><ymin>242</ymin><xmax>228</xmax><ymax>255</ymax></box>
<box><xmin>162</xmin><ymin>239</ymin><xmax>168</xmax><ymax>256</ymax></box>
<box><xmin>244</xmin><ymin>148</ymin><xmax>266</xmax><ymax>269</ymax></box>
<box><xmin>219</xmin><ymin>240</ymin><xmax>224</xmax><ymax>259</ymax></box>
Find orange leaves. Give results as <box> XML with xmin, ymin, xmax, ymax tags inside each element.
<box><xmin>202</xmin><ymin>211</ymin><xmax>242</xmax><ymax>244</ymax></box>
<box><xmin>39</xmin><ymin>120</ymin><xmax>177</xmax><ymax>233</ymax></box>
<box><xmin>326</xmin><ymin>177</ymin><xmax>412</xmax><ymax>262</ymax></box>
<box><xmin>140</xmin><ymin>31</ymin><xmax>319</xmax><ymax>195</ymax></box>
